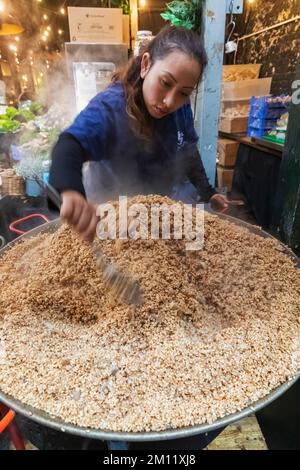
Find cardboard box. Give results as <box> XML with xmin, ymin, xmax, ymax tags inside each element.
<box><xmin>217</xmin><ymin>165</ymin><xmax>234</xmax><ymax>191</ymax></box>
<box><xmin>217</xmin><ymin>138</ymin><xmax>239</xmax><ymax>167</ymax></box>
<box><xmin>219</xmin><ymin>116</ymin><xmax>249</xmax><ymax>134</ymax></box>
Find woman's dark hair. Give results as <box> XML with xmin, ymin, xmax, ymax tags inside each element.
<box><xmin>112</xmin><ymin>25</ymin><xmax>208</xmax><ymax>140</ymax></box>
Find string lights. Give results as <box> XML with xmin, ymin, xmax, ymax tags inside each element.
<box><xmin>1</xmin><ymin>1</ymin><xmax>68</xmax><ymax>94</ymax></box>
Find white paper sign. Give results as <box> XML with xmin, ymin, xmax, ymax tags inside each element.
<box><xmin>68</xmin><ymin>7</ymin><xmax>123</xmax><ymax>43</ymax></box>
<box><xmin>73</xmin><ymin>62</ymin><xmax>116</xmax><ymax>112</ymax></box>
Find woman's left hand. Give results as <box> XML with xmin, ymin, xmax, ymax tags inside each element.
<box><xmin>209</xmin><ymin>194</ymin><xmax>244</xmax><ymax>213</ymax></box>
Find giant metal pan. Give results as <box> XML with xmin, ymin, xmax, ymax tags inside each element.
<box><xmin>0</xmin><ymin>214</ymin><xmax>299</xmax><ymax>442</ymax></box>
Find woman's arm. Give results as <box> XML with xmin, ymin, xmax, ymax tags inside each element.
<box><xmin>49</xmin><ymin>132</ymin><xmax>86</xmax><ymax>196</ymax></box>
<box><xmin>49</xmin><ymin>133</ymin><xmax>98</xmax><ymax>241</ymax></box>
<box><xmin>182</xmin><ymin>143</ymin><xmax>217</xmax><ymax>203</ymax></box>
<box><xmin>183</xmin><ymin>143</ymin><xmax>244</xmax><ymax>212</ymax></box>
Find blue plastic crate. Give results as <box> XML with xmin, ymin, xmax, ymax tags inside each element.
<box><xmin>248</xmin><ymin>95</ymin><xmax>291</xmax><ymax>138</ymax></box>
<box><xmin>248</xmin><ymin>117</ymin><xmax>278</xmax><ymax>130</ymax></box>
<box><xmin>250</xmin><ymin>95</ymin><xmax>291</xmax><ymax>111</ymax></box>
<box><xmin>251</xmin><ymin>106</ymin><xmax>287</xmax><ymax>120</ymax></box>
<box><xmin>248</xmin><ymin>127</ymin><xmax>266</xmax><ymax>139</ymax></box>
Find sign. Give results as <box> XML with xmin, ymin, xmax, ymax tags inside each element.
<box><xmin>68</xmin><ymin>7</ymin><xmax>123</xmax><ymax>43</ymax></box>
<box><xmin>73</xmin><ymin>62</ymin><xmax>116</xmax><ymax>112</ymax></box>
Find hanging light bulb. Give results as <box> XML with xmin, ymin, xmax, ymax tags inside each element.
<box><xmin>43</xmin><ymin>14</ymin><xmax>48</xmax><ymax>20</ymax></box>
<box><xmin>0</xmin><ymin>1</ymin><xmax>5</xmax><ymax>14</ymax></box>
<box><xmin>58</xmin><ymin>29</ymin><xmax>63</xmax><ymax>35</ymax></box>
<box><xmin>60</xmin><ymin>7</ymin><xmax>65</xmax><ymax>15</ymax></box>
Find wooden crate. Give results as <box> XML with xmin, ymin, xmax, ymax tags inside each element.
<box><xmin>217</xmin><ymin>138</ymin><xmax>239</xmax><ymax>167</ymax></box>
<box><xmin>217</xmin><ymin>164</ymin><xmax>234</xmax><ymax>191</ymax></box>
<box><xmin>219</xmin><ymin>116</ymin><xmax>248</xmax><ymax>134</ymax></box>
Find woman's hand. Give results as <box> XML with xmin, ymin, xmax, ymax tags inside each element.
<box><xmin>209</xmin><ymin>193</ymin><xmax>244</xmax><ymax>213</ymax></box>
<box><xmin>61</xmin><ymin>190</ymin><xmax>98</xmax><ymax>242</ymax></box>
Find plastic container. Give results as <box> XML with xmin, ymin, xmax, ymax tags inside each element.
<box><xmin>251</xmin><ymin>106</ymin><xmax>287</xmax><ymax>120</ymax></box>
<box><xmin>133</xmin><ymin>31</ymin><xmax>153</xmax><ymax>57</ymax></box>
<box><xmin>10</xmin><ymin>144</ymin><xmax>26</xmax><ymax>162</ymax></box>
<box><xmin>25</xmin><ymin>178</ymin><xmax>42</xmax><ymax>197</ymax></box>
<box><xmin>247</xmin><ymin>127</ymin><xmax>266</xmax><ymax>139</ymax></box>
<box><xmin>248</xmin><ymin>117</ymin><xmax>279</xmax><ymax>130</ymax></box>
<box><xmin>263</xmin><ymin>134</ymin><xmax>286</xmax><ymax>146</ymax></box>
<box><xmin>222</xmin><ymin>78</ymin><xmax>272</xmax><ymax>101</ymax></box>
<box><xmin>222</xmin><ymin>64</ymin><xmax>262</xmax><ymax>83</ymax></box>
<box><xmin>42</xmin><ymin>160</ymin><xmax>50</xmax><ymax>185</ymax></box>
<box><xmin>220</xmin><ymin>98</ymin><xmax>251</xmax><ymax>118</ymax></box>
<box><xmin>250</xmin><ymin>95</ymin><xmax>291</xmax><ymax>113</ymax></box>
<box><xmin>247</xmin><ymin>95</ymin><xmax>291</xmax><ymax>139</ymax></box>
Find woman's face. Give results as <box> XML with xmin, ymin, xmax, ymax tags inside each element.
<box><xmin>140</xmin><ymin>51</ymin><xmax>202</xmax><ymax>119</ymax></box>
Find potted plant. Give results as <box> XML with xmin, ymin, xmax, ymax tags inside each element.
<box><xmin>161</xmin><ymin>0</ymin><xmax>205</xmax><ymax>33</ymax></box>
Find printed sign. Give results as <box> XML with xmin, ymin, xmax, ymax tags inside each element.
<box><xmin>68</xmin><ymin>7</ymin><xmax>123</xmax><ymax>43</ymax></box>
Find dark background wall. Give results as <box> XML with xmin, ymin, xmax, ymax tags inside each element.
<box><xmin>232</xmin><ymin>0</ymin><xmax>300</xmax><ymax>95</ymax></box>
<box><xmin>138</xmin><ymin>0</ymin><xmax>166</xmax><ymax>34</ymax></box>
<box><xmin>139</xmin><ymin>1</ymin><xmax>299</xmax><ymax>95</ymax></box>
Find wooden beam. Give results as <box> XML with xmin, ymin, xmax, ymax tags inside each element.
<box><xmin>206</xmin><ymin>416</ymin><xmax>268</xmax><ymax>450</ymax></box>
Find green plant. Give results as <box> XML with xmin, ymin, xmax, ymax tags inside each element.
<box><xmin>161</xmin><ymin>0</ymin><xmax>205</xmax><ymax>32</ymax></box>
<box><xmin>0</xmin><ymin>107</ymin><xmax>21</xmax><ymax>133</ymax></box>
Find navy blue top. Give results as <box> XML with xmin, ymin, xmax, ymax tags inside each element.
<box><xmin>64</xmin><ymin>81</ymin><xmax>198</xmax><ymax>197</ymax></box>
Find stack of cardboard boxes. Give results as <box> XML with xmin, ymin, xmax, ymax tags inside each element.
<box><xmin>217</xmin><ymin>138</ymin><xmax>239</xmax><ymax>191</ymax></box>
<box><xmin>217</xmin><ymin>64</ymin><xmax>272</xmax><ymax>191</ymax></box>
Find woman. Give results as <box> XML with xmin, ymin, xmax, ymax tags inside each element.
<box><xmin>50</xmin><ymin>25</ymin><xmax>234</xmax><ymax>242</ymax></box>
<box><xmin>48</xmin><ymin>26</ymin><xmax>228</xmax><ymax>449</ymax></box>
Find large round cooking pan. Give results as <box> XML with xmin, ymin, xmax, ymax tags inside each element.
<box><xmin>0</xmin><ymin>214</ymin><xmax>299</xmax><ymax>442</ymax></box>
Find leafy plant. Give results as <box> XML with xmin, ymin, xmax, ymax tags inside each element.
<box><xmin>30</xmin><ymin>101</ymin><xmax>45</xmax><ymax>116</ymax></box>
<box><xmin>0</xmin><ymin>119</ymin><xmax>20</xmax><ymax>133</ymax></box>
<box><xmin>5</xmin><ymin>107</ymin><xmax>19</xmax><ymax>119</ymax></box>
<box><xmin>0</xmin><ymin>107</ymin><xmax>21</xmax><ymax>133</ymax></box>
<box><xmin>161</xmin><ymin>0</ymin><xmax>205</xmax><ymax>32</ymax></box>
